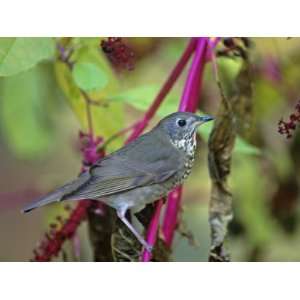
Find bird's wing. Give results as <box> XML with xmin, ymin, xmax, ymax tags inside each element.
<box><xmin>22</xmin><ymin>171</ymin><xmax>91</xmax><ymax>212</ymax></box>
<box><xmin>65</xmin><ymin>133</ymin><xmax>183</xmax><ymax>200</ymax></box>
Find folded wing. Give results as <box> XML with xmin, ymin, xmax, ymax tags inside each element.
<box><xmin>65</xmin><ymin>133</ymin><xmax>183</xmax><ymax>200</ymax></box>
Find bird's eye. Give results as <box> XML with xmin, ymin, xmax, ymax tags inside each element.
<box><xmin>177</xmin><ymin>119</ymin><xmax>186</xmax><ymax>127</ymax></box>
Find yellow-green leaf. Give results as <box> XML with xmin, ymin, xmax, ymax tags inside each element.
<box><xmin>55</xmin><ymin>44</ymin><xmax>124</xmax><ymax>151</ymax></box>
<box><xmin>0</xmin><ymin>37</ymin><xmax>55</xmax><ymax>76</ymax></box>
<box><xmin>107</xmin><ymin>85</ymin><xmax>179</xmax><ymax>117</ymax></box>
<box><xmin>72</xmin><ymin>62</ymin><xmax>108</xmax><ymax>91</ymax></box>
<box><xmin>0</xmin><ymin>64</ymin><xmax>56</xmax><ymax>159</ymax></box>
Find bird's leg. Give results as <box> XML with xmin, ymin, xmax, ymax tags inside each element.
<box><xmin>117</xmin><ymin>209</ymin><xmax>153</xmax><ymax>253</ymax></box>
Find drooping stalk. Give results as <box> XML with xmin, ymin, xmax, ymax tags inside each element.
<box><xmin>33</xmin><ymin>200</ymin><xmax>92</xmax><ymax>261</ymax></box>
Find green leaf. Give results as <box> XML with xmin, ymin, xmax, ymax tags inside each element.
<box><xmin>55</xmin><ymin>43</ymin><xmax>124</xmax><ymax>152</ymax></box>
<box><xmin>0</xmin><ymin>64</ymin><xmax>56</xmax><ymax>159</ymax></box>
<box><xmin>107</xmin><ymin>85</ymin><xmax>179</xmax><ymax>117</ymax></box>
<box><xmin>72</xmin><ymin>62</ymin><xmax>108</xmax><ymax>91</ymax></box>
<box><xmin>0</xmin><ymin>38</ymin><xmax>55</xmax><ymax>76</ymax></box>
<box><xmin>198</xmin><ymin>121</ymin><xmax>261</xmax><ymax>155</ymax></box>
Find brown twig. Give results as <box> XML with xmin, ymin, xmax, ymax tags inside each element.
<box><xmin>210</xmin><ymin>47</ymin><xmax>232</xmax><ymax>114</ymax></box>
<box><xmin>207</xmin><ymin>47</ymin><xmax>253</xmax><ymax>262</ymax></box>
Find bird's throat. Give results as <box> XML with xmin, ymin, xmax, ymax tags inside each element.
<box><xmin>172</xmin><ymin>131</ymin><xmax>197</xmax><ymax>157</ymax></box>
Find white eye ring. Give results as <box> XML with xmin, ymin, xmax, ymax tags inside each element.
<box><xmin>177</xmin><ymin>119</ymin><xmax>186</xmax><ymax>127</ymax></box>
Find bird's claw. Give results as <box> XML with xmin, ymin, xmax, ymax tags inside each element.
<box><xmin>144</xmin><ymin>244</ymin><xmax>153</xmax><ymax>253</ymax></box>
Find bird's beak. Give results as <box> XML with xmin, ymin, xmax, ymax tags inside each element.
<box><xmin>195</xmin><ymin>115</ymin><xmax>214</xmax><ymax>124</ymax></box>
<box><xmin>201</xmin><ymin>115</ymin><xmax>214</xmax><ymax>122</ymax></box>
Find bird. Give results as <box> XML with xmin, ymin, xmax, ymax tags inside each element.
<box><xmin>22</xmin><ymin>112</ymin><xmax>213</xmax><ymax>252</ymax></box>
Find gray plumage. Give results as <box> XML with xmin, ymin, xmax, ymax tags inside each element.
<box><xmin>22</xmin><ymin>112</ymin><xmax>213</xmax><ymax>251</ymax></box>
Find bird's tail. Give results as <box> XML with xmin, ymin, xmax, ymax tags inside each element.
<box><xmin>22</xmin><ymin>172</ymin><xmax>90</xmax><ymax>213</ymax></box>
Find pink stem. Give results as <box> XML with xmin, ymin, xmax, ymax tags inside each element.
<box><xmin>206</xmin><ymin>37</ymin><xmax>222</xmax><ymax>61</ymax></box>
<box><xmin>162</xmin><ymin>37</ymin><xmax>210</xmax><ymax>247</ymax></box>
<box><xmin>138</xmin><ymin>39</ymin><xmax>198</xmax><ymax>262</ymax></box>
<box><xmin>126</xmin><ymin>38</ymin><xmax>197</xmax><ymax>143</ymax></box>
<box><xmin>179</xmin><ymin>38</ymin><xmax>209</xmax><ymax>112</ymax></box>
<box><xmin>161</xmin><ymin>186</ymin><xmax>183</xmax><ymax>246</ymax></box>
<box><xmin>141</xmin><ymin>199</ymin><xmax>164</xmax><ymax>261</ymax></box>
<box><xmin>140</xmin><ymin>37</ymin><xmax>220</xmax><ymax>261</ymax></box>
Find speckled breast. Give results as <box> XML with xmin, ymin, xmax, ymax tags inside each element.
<box><xmin>117</xmin><ymin>132</ymin><xmax>198</xmax><ymax>209</ymax></box>
<box><xmin>169</xmin><ymin>132</ymin><xmax>197</xmax><ymax>187</ymax></box>
<box><xmin>117</xmin><ymin>134</ymin><xmax>198</xmax><ymax>210</ymax></box>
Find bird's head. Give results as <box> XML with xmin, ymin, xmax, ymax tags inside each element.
<box><xmin>156</xmin><ymin>112</ymin><xmax>214</xmax><ymax>143</ymax></box>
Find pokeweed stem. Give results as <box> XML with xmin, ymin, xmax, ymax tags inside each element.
<box><xmin>162</xmin><ymin>37</ymin><xmax>210</xmax><ymax>247</ymax></box>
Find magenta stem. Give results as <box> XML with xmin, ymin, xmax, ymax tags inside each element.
<box><xmin>141</xmin><ymin>199</ymin><xmax>164</xmax><ymax>261</ymax></box>
<box><xmin>161</xmin><ymin>186</ymin><xmax>183</xmax><ymax>246</ymax></box>
<box><xmin>206</xmin><ymin>37</ymin><xmax>222</xmax><ymax>61</ymax></box>
<box><xmin>140</xmin><ymin>37</ymin><xmax>220</xmax><ymax>260</ymax></box>
<box><xmin>126</xmin><ymin>38</ymin><xmax>197</xmax><ymax>143</ymax></box>
<box><xmin>162</xmin><ymin>37</ymin><xmax>210</xmax><ymax>247</ymax></box>
<box><xmin>138</xmin><ymin>39</ymin><xmax>197</xmax><ymax>262</ymax></box>
<box><xmin>179</xmin><ymin>38</ymin><xmax>209</xmax><ymax>112</ymax></box>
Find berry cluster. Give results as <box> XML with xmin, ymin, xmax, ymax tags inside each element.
<box><xmin>278</xmin><ymin>100</ymin><xmax>300</xmax><ymax>138</ymax></box>
<box><xmin>100</xmin><ymin>37</ymin><xmax>134</xmax><ymax>70</ymax></box>
<box><xmin>79</xmin><ymin>131</ymin><xmax>104</xmax><ymax>168</ymax></box>
<box><xmin>32</xmin><ymin>132</ymin><xmax>105</xmax><ymax>261</ymax></box>
<box><xmin>32</xmin><ymin>201</ymin><xmax>92</xmax><ymax>261</ymax></box>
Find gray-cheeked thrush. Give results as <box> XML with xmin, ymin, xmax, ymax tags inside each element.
<box><xmin>22</xmin><ymin>112</ymin><xmax>213</xmax><ymax>252</ymax></box>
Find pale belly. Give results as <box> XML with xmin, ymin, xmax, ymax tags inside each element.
<box><xmin>104</xmin><ymin>156</ymin><xmax>195</xmax><ymax>213</ymax></box>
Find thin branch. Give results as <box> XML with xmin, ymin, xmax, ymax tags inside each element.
<box><xmin>210</xmin><ymin>47</ymin><xmax>233</xmax><ymax>114</ymax></box>
<box><xmin>81</xmin><ymin>90</ymin><xmax>95</xmax><ymax>138</ymax></box>
<box><xmin>57</xmin><ymin>44</ymin><xmax>96</xmax><ymax>139</ymax></box>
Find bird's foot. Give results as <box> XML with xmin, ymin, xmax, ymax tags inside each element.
<box><xmin>144</xmin><ymin>243</ymin><xmax>153</xmax><ymax>253</ymax></box>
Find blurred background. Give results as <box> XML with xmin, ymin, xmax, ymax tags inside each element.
<box><xmin>0</xmin><ymin>37</ymin><xmax>300</xmax><ymax>261</ymax></box>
